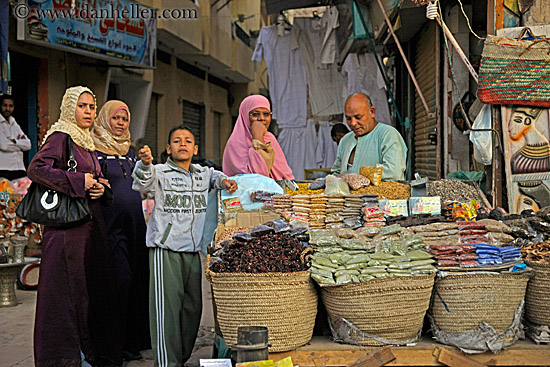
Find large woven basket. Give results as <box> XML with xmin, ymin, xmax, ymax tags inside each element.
<box><xmin>431</xmin><ymin>272</ymin><xmax>529</xmax><ymax>333</ymax></box>
<box><xmin>320</xmin><ymin>274</ymin><xmax>435</xmax><ymax>346</ymax></box>
<box><xmin>525</xmin><ymin>261</ymin><xmax>550</xmax><ymax>326</ymax></box>
<box><xmin>206</xmin><ymin>259</ymin><xmax>317</xmax><ymax>352</ymax></box>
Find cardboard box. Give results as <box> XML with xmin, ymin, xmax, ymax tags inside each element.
<box><xmin>234</xmin><ymin>210</ymin><xmax>280</xmax><ymax>228</ymax></box>
<box><xmin>409</xmin><ymin>196</ymin><xmax>441</xmax><ymax>216</ymax></box>
<box><xmin>379</xmin><ymin>199</ymin><xmax>409</xmax><ymax>217</ymax></box>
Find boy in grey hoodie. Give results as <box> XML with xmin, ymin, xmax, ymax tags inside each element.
<box><xmin>132</xmin><ymin>126</ymin><xmax>237</xmax><ymax>367</ymax></box>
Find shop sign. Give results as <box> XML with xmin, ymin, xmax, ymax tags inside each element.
<box><xmin>16</xmin><ymin>0</ymin><xmax>156</xmax><ymax>68</ymax></box>
<box><xmin>502</xmin><ymin>106</ymin><xmax>550</xmax><ymax>213</ymax></box>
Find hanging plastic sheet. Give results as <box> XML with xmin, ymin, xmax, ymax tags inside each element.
<box><xmin>469</xmin><ymin>104</ymin><xmax>493</xmax><ymax>165</ymax></box>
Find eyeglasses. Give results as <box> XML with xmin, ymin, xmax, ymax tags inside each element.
<box><xmin>249</xmin><ymin>111</ymin><xmax>272</xmax><ymax>119</ymax></box>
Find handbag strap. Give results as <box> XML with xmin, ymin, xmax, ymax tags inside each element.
<box><xmin>67</xmin><ymin>137</ymin><xmax>78</xmax><ymax>172</ymax></box>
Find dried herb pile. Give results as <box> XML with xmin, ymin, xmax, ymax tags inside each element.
<box><xmin>521</xmin><ymin>241</ymin><xmax>550</xmax><ymax>264</ymax></box>
<box><xmin>210</xmin><ymin>224</ymin><xmax>310</xmax><ymax>273</ymax></box>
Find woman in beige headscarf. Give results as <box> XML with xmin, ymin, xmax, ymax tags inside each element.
<box><xmin>92</xmin><ymin>100</ymin><xmax>150</xmax><ymax>361</ymax></box>
<box><xmin>28</xmin><ymin>86</ymin><xmax>121</xmax><ymax>367</ymax></box>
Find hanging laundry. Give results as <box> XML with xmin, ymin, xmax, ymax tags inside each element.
<box><xmin>293</xmin><ymin>17</ymin><xmax>344</xmax><ymax>116</ymax></box>
<box><xmin>320</xmin><ymin>6</ymin><xmax>339</xmax><ymax>65</ymax></box>
<box><xmin>341</xmin><ymin>53</ymin><xmax>392</xmax><ymax>125</ymax></box>
<box><xmin>252</xmin><ymin>25</ymin><xmax>308</xmax><ymax>128</ymax></box>
<box><xmin>316</xmin><ymin>122</ymin><xmax>338</xmax><ymax>168</ymax></box>
<box><xmin>278</xmin><ymin>120</ymin><xmax>319</xmax><ymax>180</ymax></box>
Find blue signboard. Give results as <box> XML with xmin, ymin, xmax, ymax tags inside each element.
<box><xmin>17</xmin><ymin>0</ymin><xmax>156</xmax><ymax>68</ymax></box>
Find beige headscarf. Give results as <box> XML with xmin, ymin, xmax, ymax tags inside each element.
<box><xmin>91</xmin><ymin>100</ymin><xmax>131</xmax><ymax>156</ymax></box>
<box><xmin>42</xmin><ymin>86</ymin><xmax>96</xmax><ymax>151</ymax></box>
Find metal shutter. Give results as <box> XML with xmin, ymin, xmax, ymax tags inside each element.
<box><xmin>414</xmin><ymin>21</ymin><xmax>441</xmax><ymax>180</ymax></box>
<box><xmin>144</xmin><ymin>93</ymin><xmax>158</xmax><ymax>160</ymax></box>
<box><xmin>182</xmin><ymin>100</ymin><xmax>204</xmax><ymax>157</ymax></box>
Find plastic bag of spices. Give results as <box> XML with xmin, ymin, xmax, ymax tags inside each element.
<box><xmin>360</xmin><ymin>164</ymin><xmax>383</xmax><ymax>186</ymax></box>
<box><xmin>250</xmin><ymin>225</ymin><xmax>275</xmax><ymax>237</ymax></box>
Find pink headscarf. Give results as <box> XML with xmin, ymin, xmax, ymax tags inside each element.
<box><xmin>223</xmin><ymin>95</ymin><xmax>295</xmax><ymax>180</ymax></box>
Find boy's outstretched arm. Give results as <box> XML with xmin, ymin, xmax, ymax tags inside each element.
<box><xmin>208</xmin><ymin>168</ymin><xmax>238</xmax><ymax>193</ymax></box>
<box><xmin>132</xmin><ymin>145</ymin><xmax>157</xmax><ymax>197</ymax></box>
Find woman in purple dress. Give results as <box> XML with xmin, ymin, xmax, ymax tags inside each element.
<box><xmin>92</xmin><ymin>100</ymin><xmax>150</xmax><ymax>361</ymax></box>
<box><xmin>28</xmin><ymin>86</ymin><xmax>121</xmax><ymax>367</ymax></box>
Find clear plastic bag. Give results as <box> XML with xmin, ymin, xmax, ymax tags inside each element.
<box><xmin>308</xmin><ymin>177</ymin><xmax>326</xmax><ymax>190</ymax></box>
<box><xmin>309</xmin><ymin>229</ymin><xmax>339</xmax><ymax>246</ymax></box>
<box><xmin>469</xmin><ymin>104</ymin><xmax>492</xmax><ymax>165</ymax></box>
<box><xmin>325</xmin><ymin>175</ymin><xmax>350</xmax><ymax>195</ymax></box>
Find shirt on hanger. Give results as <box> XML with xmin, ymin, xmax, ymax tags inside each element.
<box><xmin>252</xmin><ymin>25</ymin><xmax>308</xmax><ymax>128</ymax></box>
<box><xmin>293</xmin><ymin>17</ymin><xmax>344</xmax><ymax>117</ymax></box>
<box><xmin>342</xmin><ymin>53</ymin><xmax>392</xmax><ymax>126</ymax></box>
<box><xmin>278</xmin><ymin>120</ymin><xmax>318</xmax><ymax>180</ymax></box>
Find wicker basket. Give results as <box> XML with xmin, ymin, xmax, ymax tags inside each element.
<box><xmin>525</xmin><ymin>261</ymin><xmax>550</xmax><ymax>326</ymax></box>
<box><xmin>431</xmin><ymin>272</ymin><xmax>529</xmax><ymax>333</ymax></box>
<box><xmin>206</xmin><ymin>259</ymin><xmax>317</xmax><ymax>352</ymax></box>
<box><xmin>320</xmin><ymin>274</ymin><xmax>435</xmax><ymax>346</ymax></box>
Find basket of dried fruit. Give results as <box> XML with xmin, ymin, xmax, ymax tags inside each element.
<box><xmin>206</xmin><ymin>224</ymin><xmax>317</xmax><ymax>352</ymax></box>
<box><xmin>522</xmin><ymin>240</ymin><xmax>550</xmax><ymax>326</ymax></box>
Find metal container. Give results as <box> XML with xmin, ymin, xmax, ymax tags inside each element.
<box><xmin>232</xmin><ymin>326</ymin><xmax>270</xmax><ymax>363</ymax></box>
<box><xmin>10</xmin><ymin>236</ymin><xmax>27</xmax><ymax>264</ymax></box>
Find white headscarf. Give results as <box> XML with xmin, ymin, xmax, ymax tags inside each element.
<box><xmin>42</xmin><ymin>86</ymin><xmax>96</xmax><ymax>151</ymax></box>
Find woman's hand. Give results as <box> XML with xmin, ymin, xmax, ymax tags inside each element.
<box><xmin>250</xmin><ymin>121</ymin><xmax>268</xmax><ymax>143</ymax></box>
<box><xmin>84</xmin><ymin>173</ymin><xmax>98</xmax><ymax>190</ymax></box>
<box><xmin>88</xmin><ymin>182</ymin><xmax>105</xmax><ymax>200</ymax></box>
<box><xmin>139</xmin><ymin>145</ymin><xmax>153</xmax><ymax>165</ymax></box>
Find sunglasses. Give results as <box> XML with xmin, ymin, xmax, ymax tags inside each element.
<box><xmin>249</xmin><ymin>111</ymin><xmax>272</xmax><ymax>119</ymax></box>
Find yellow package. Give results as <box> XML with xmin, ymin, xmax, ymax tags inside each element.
<box><xmin>274</xmin><ymin>356</ymin><xmax>293</xmax><ymax>367</ymax></box>
<box><xmin>360</xmin><ymin>164</ymin><xmax>383</xmax><ymax>186</ymax></box>
<box><xmin>236</xmin><ymin>360</ymin><xmax>273</xmax><ymax>367</ymax></box>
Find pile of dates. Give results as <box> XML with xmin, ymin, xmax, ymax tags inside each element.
<box><xmin>210</xmin><ymin>221</ymin><xmax>310</xmax><ymax>273</ymax></box>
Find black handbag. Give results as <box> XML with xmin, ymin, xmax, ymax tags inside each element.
<box><xmin>16</xmin><ymin>137</ymin><xmax>92</xmax><ymax>228</ymax></box>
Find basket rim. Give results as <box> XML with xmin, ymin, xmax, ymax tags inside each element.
<box><xmin>319</xmin><ymin>273</ymin><xmax>436</xmax><ymax>289</ymax></box>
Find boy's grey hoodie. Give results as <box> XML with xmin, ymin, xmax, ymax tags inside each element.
<box><xmin>132</xmin><ymin>158</ymin><xmax>227</xmax><ymax>252</ymax></box>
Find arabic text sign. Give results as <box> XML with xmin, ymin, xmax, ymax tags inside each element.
<box><xmin>19</xmin><ymin>0</ymin><xmax>156</xmax><ymax>68</ymax></box>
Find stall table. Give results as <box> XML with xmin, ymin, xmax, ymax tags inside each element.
<box><xmin>269</xmin><ymin>336</ymin><xmax>550</xmax><ymax>366</ymax></box>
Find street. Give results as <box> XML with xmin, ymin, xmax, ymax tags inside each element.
<box><xmin>0</xmin><ymin>257</ymin><xmax>215</xmax><ymax>367</ymax></box>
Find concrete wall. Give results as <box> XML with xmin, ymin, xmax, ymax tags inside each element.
<box><xmin>151</xmin><ymin>58</ymin><xmax>232</xmax><ymax>162</ymax></box>
<box><xmin>231</xmin><ymin>0</ymin><xmax>263</xmax><ymax>33</ymax></box>
<box><xmin>523</xmin><ymin>0</ymin><xmax>550</xmax><ymax>25</ymax></box>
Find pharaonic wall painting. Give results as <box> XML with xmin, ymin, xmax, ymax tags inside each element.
<box><xmin>502</xmin><ymin>105</ymin><xmax>550</xmax><ymax>213</ymax></box>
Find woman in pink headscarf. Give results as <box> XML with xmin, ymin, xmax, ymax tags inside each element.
<box><xmin>223</xmin><ymin>95</ymin><xmax>294</xmax><ymax>180</ymax></box>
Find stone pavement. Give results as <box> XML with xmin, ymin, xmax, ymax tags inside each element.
<box><xmin>0</xmin><ymin>258</ymin><xmax>215</xmax><ymax>367</ymax></box>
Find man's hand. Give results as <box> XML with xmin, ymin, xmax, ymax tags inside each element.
<box><xmin>88</xmin><ymin>182</ymin><xmax>105</xmax><ymax>200</ymax></box>
<box><xmin>222</xmin><ymin>179</ymin><xmax>238</xmax><ymax>194</ymax></box>
<box><xmin>138</xmin><ymin>145</ymin><xmax>153</xmax><ymax>165</ymax></box>
<box><xmin>250</xmin><ymin>120</ymin><xmax>268</xmax><ymax>143</ymax></box>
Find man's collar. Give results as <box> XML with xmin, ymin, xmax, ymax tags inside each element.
<box><xmin>0</xmin><ymin>114</ymin><xmax>9</xmax><ymax>123</ymax></box>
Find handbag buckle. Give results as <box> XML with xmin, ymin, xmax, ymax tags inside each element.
<box><xmin>40</xmin><ymin>190</ymin><xmax>59</xmax><ymax>210</ymax></box>
<box><xmin>67</xmin><ymin>158</ymin><xmax>78</xmax><ymax>172</ymax></box>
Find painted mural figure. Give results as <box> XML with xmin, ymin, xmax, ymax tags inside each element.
<box><xmin>509</xmin><ymin>106</ymin><xmax>550</xmax><ymax>174</ymax></box>
<box><xmin>508</xmin><ymin>106</ymin><xmax>550</xmax><ymax>210</ymax></box>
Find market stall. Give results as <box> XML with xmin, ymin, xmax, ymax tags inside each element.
<box><xmin>207</xmin><ymin>168</ymin><xmax>550</xmax><ymax>365</ymax></box>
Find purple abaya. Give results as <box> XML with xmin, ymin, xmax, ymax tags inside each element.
<box><xmin>28</xmin><ymin>132</ymin><xmax>121</xmax><ymax>367</ymax></box>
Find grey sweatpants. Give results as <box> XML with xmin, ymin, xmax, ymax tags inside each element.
<box><xmin>149</xmin><ymin>248</ymin><xmax>202</xmax><ymax>367</ymax></box>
